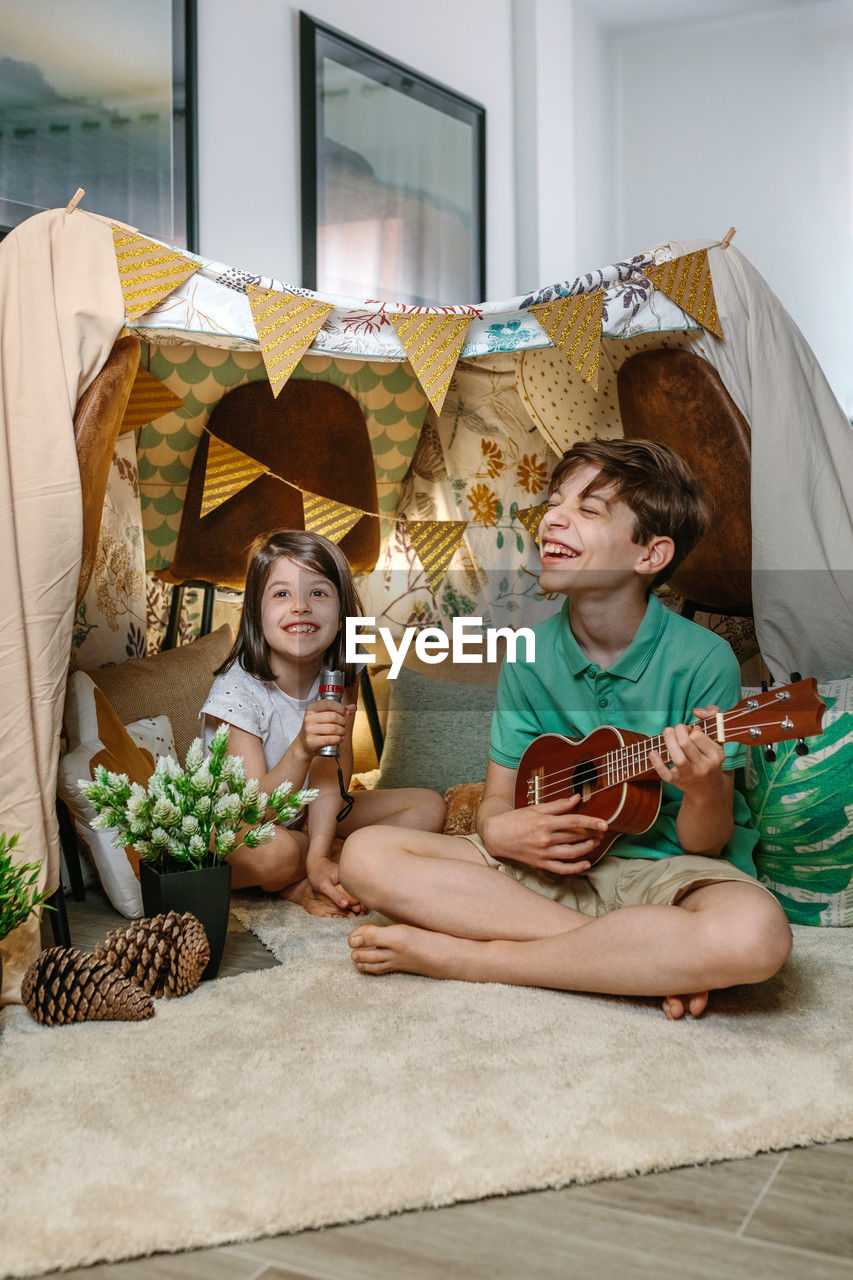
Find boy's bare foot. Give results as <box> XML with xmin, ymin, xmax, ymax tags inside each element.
<box><xmin>280</xmin><ymin>877</ymin><xmax>354</xmax><ymax>918</ymax></box>
<box><xmin>348</xmin><ymin>923</ymin><xmax>484</xmax><ymax>980</ymax></box>
<box><xmin>662</xmin><ymin>991</ymin><xmax>709</xmax><ymax>1020</ymax></box>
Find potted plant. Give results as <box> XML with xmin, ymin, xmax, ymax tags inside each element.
<box><xmin>79</xmin><ymin>725</ymin><xmax>316</xmax><ymax>979</ymax></box>
<box><xmin>0</xmin><ymin>833</ymin><xmax>54</xmax><ymax>996</ymax></box>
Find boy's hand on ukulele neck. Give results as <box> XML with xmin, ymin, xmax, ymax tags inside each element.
<box><xmin>483</xmin><ymin>795</ymin><xmax>608</xmax><ymax>876</ymax></box>
<box><xmin>648</xmin><ymin>704</ymin><xmax>726</xmax><ymax>798</ymax></box>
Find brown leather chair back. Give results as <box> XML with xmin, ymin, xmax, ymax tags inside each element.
<box><xmin>616</xmin><ymin>348</ymin><xmax>752</xmax><ymax>614</ymax></box>
<box><xmin>73</xmin><ymin>335</ymin><xmax>141</xmax><ymax>605</ymax></box>
<box><xmin>164</xmin><ymin>379</ymin><xmax>379</xmax><ymax>590</ymax></box>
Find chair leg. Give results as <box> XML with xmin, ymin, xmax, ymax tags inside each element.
<box><xmin>200</xmin><ymin>583</ymin><xmax>215</xmax><ymax>636</ymax></box>
<box><xmin>47</xmin><ymin>887</ymin><xmax>71</xmax><ymax>947</ymax></box>
<box><xmin>56</xmin><ymin>796</ymin><xmax>86</xmax><ymax>901</ymax></box>
<box><xmin>163</xmin><ymin>583</ymin><xmax>184</xmax><ymax>651</ymax></box>
<box><xmin>360</xmin><ymin>667</ymin><xmax>384</xmax><ymax>762</ymax></box>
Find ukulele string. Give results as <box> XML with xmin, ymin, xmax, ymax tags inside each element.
<box><xmin>526</xmin><ymin>714</ymin><xmax>800</xmax><ymax>803</ymax></box>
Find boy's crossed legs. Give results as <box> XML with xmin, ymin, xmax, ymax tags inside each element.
<box><xmin>339</xmin><ymin>827</ymin><xmax>792</xmax><ymax>1018</ymax></box>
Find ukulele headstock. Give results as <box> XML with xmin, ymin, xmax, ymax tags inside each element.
<box><xmin>725</xmin><ymin>678</ymin><xmax>825</xmax><ymax>746</ymax></box>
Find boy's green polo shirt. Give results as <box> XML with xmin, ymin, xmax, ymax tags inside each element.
<box><xmin>490</xmin><ymin>593</ymin><xmax>759</xmax><ymax>875</ymax></box>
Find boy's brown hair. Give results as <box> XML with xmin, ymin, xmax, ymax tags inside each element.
<box><xmin>548</xmin><ymin>438</ymin><xmax>710</xmax><ymax>589</ymax></box>
<box><xmin>216</xmin><ymin>529</ymin><xmax>363</xmax><ymax>686</ymax></box>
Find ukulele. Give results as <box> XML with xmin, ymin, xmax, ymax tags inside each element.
<box><xmin>514</xmin><ymin>678</ymin><xmax>826</xmax><ymax>866</ymax></box>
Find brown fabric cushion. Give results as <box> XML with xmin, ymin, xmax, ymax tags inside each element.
<box><xmin>88</xmin><ymin>624</ymin><xmax>233</xmax><ymax>762</ymax></box>
<box><xmin>443</xmin><ymin>782</ymin><xmax>485</xmax><ymax>836</ymax></box>
<box><xmin>163</xmin><ymin>380</ymin><xmax>380</xmax><ymax>589</ymax></box>
<box><xmin>73</xmin><ymin>335</ymin><xmax>141</xmax><ymax>605</ymax></box>
<box><xmin>616</xmin><ymin>348</ymin><xmax>752</xmax><ymax>613</ymax></box>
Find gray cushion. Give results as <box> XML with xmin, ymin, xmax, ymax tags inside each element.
<box><xmin>377</xmin><ymin>665</ymin><xmax>497</xmax><ymax>794</ymax></box>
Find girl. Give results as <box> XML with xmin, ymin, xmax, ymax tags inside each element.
<box><xmin>201</xmin><ymin>530</ymin><xmax>446</xmax><ymax>917</ymax></box>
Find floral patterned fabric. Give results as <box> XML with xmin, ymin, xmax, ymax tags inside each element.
<box><xmin>72</xmin><ymin>434</ymin><xmax>147</xmax><ymax>670</ymax></box>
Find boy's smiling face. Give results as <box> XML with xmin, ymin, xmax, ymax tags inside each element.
<box><xmin>539</xmin><ymin>463</ymin><xmax>668</xmax><ymax>596</ymax></box>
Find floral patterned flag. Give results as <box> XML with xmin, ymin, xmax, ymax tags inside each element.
<box><xmin>530</xmin><ymin>290</ymin><xmax>604</xmax><ymax>389</ymax></box>
<box><xmin>515</xmin><ymin>502</ymin><xmax>549</xmax><ymax>544</ymax></box>
<box><xmin>120</xmin><ymin>367</ymin><xmax>184</xmax><ymax>433</ymax></box>
<box><xmin>391</xmin><ymin>314</ymin><xmax>472</xmax><ymax>418</ymax></box>
<box><xmin>200</xmin><ymin>433</ymin><xmax>268</xmax><ymax>518</ymax></box>
<box><xmin>111</xmin><ymin>226</ymin><xmax>199</xmax><ymax>322</ymax></box>
<box><xmin>246</xmin><ymin>285</ymin><xmax>334</xmax><ymax>397</ymax></box>
<box><xmin>301</xmin><ymin>491</ymin><xmax>364</xmax><ymax>544</ymax></box>
<box><xmin>645</xmin><ymin>250</ymin><xmax>723</xmax><ymax>338</ymax></box>
<box><xmin>406</xmin><ymin>519</ymin><xmax>468</xmax><ymax>595</ymax></box>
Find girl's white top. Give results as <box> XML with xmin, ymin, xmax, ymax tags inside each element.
<box><xmin>201</xmin><ymin>662</ymin><xmax>321</xmax><ymax>821</ymax></box>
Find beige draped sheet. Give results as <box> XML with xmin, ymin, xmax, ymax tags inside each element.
<box><xmin>0</xmin><ymin>210</ymin><xmax>123</xmax><ymax>1003</ymax></box>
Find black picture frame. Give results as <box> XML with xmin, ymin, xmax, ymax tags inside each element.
<box><xmin>300</xmin><ymin>13</ymin><xmax>486</xmax><ymax>306</ymax></box>
<box><xmin>0</xmin><ymin>0</ymin><xmax>197</xmax><ymax>250</ymax></box>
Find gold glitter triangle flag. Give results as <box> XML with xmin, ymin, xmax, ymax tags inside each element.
<box><xmin>120</xmin><ymin>367</ymin><xmax>184</xmax><ymax>433</ymax></box>
<box><xmin>301</xmin><ymin>491</ymin><xmax>364</xmax><ymax>544</ymax></box>
<box><xmin>111</xmin><ymin>225</ymin><xmax>199</xmax><ymax>322</ymax></box>
<box><xmin>200</xmin><ymin>434</ymin><xmax>269</xmax><ymax>517</ymax></box>
<box><xmin>530</xmin><ymin>291</ymin><xmax>604</xmax><ymax>389</ymax></box>
<box><xmin>391</xmin><ymin>314</ymin><xmax>472</xmax><ymax>418</ymax></box>
<box><xmin>516</xmin><ymin>502</ymin><xmax>549</xmax><ymax>544</ymax></box>
<box><xmin>246</xmin><ymin>285</ymin><xmax>334</xmax><ymax>397</ymax></box>
<box><xmin>646</xmin><ymin>250</ymin><xmax>723</xmax><ymax>338</ymax></box>
<box><xmin>406</xmin><ymin>520</ymin><xmax>468</xmax><ymax>595</ymax></box>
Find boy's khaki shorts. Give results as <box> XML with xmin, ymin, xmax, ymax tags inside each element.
<box><xmin>459</xmin><ymin>832</ymin><xmax>773</xmax><ymax>917</ymax></box>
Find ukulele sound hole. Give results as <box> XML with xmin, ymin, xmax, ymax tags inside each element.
<box><xmin>572</xmin><ymin>759</ymin><xmax>598</xmax><ymax>802</ymax></box>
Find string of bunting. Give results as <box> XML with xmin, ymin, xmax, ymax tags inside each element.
<box><xmin>111</xmin><ymin>226</ymin><xmax>199</xmax><ymax>321</ymax></box>
<box><xmin>199</xmin><ymin>430</ymin><xmax>548</xmax><ymax>594</ymax></box>
<box><xmin>246</xmin><ymin>285</ymin><xmax>335</xmax><ymax>397</ymax></box>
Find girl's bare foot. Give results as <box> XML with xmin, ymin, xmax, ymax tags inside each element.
<box><xmin>348</xmin><ymin>922</ymin><xmax>484</xmax><ymax>980</ymax></box>
<box><xmin>662</xmin><ymin>991</ymin><xmax>709</xmax><ymax>1020</ymax></box>
<box><xmin>280</xmin><ymin>877</ymin><xmax>354</xmax><ymax>918</ymax></box>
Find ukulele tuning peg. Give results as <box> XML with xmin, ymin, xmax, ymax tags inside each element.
<box><xmin>764</xmin><ymin>745</ymin><xmax>777</xmax><ymax>763</ymax></box>
<box><xmin>760</xmin><ymin>681</ymin><xmax>769</xmax><ymax>693</ymax></box>
<box><xmin>790</xmin><ymin>671</ymin><xmax>802</xmax><ymax>684</ymax></box>
<box><xmin>795</xmin><ymin>738</ymin><xmax>810</xmax><ymax>756</ymax></box>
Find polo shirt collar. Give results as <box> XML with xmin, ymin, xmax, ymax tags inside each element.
<box><xmin>558</xmin><ymin>592</ymin><xmax>669</xmax><ymax>682</ymax></box>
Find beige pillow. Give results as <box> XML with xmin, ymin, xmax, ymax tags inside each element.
<box><xmin>89</xmin><ymin>624</ymin><xmax>233</xmax><ymax>761</ymax></box>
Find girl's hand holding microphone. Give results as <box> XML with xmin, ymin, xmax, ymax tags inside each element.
<box><xmin>297</xmin><ymin>698</ymin><xmax>355</xmax><ymax>757</ymax></box>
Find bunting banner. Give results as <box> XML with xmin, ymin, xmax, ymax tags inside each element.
<box><xmin>405</xmin><ymin>519</ymin><xmax>468</xmax><ymax>595</ymax></box>
<box><xmin>391</xmin><ymin>314</ymin><xmax>472</xmax><ymax>418</ymax></box>
<box><xmin>515</xmin><ymin>502</ymin><xmax>549</xmax><ymax>544</ymax></box>
<box><xmin>200</xmin><ymin>435</ymin><xmax>269</xmax><ymax>518</ymax></box>
<box><xmin>120</xmin><ymin>367</ymin><xmax>184</xmax><ymax>434</ymax></box>
<box><xmin>301</xmin><ymin>491</ymin><xmax>364</xmax><ymax>544</ymax></box>
<box><xmin>645</xmin><ymin>250</ymin><xmax>723</xmax><ymax>338</ymax></box>
<box><xmin>530</xmin><ymin>291</ymin><xmax>604</xmax><ymax>388</ymax></box>
<box><xmin>111</xmin><ymin>226</ymin><xmax>199</xmax><ymax>322</ymax></box>
<box><xmin>246</xmin><ymin>285</ymin><xmax>335</xmax><ymax>397</ymax></box>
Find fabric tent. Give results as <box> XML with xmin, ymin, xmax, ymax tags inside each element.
<box><xmin>1</xmin><ymin>207</ymin><xmax>851</xmax><ymax>1004</ymax></box>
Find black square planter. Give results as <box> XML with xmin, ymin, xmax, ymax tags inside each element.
<box><xmin>139</xmin><ymin>861</ymin><xmax>232</xmax><ymax>981</ymax></box>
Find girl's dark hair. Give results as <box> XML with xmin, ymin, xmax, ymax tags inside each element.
<box><xmin>215</xmin><ymin>530</ymin><xmax>363</xmax><ymax>686</ymax></box>
<box><xmin>548</xmin><ymin>438</ymin><xmax>711</xmax><ymax>590</ymax></box>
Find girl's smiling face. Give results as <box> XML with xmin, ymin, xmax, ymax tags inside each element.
<box><xmin>261</xmin><ymin>556</ymin><xmax>341</xmax><ymax>676</ymax></box>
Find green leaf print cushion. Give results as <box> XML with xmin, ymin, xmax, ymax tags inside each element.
<box><xmin>744</xmin><ymin>676</ymin><xmax>853</xmax><ymax>926</ymax></box>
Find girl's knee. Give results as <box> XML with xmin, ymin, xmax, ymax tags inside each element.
<box><xmin>338</xmin><ymin>827</ymin><xmax>394</xmax><ymax>898</ymax></box>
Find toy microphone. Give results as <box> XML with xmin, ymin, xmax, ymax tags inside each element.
<box><xmin>317</xmin><ymin>667</ymin><xmax>355</xmax><ymax>822</ymax></box>
<box><xmin>317</xmin><ymin>668</ymin><xmax>344</xmax><ymax>757</ymax></box>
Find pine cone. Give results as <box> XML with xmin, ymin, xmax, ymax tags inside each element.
<box><xmin>93</xmin><ymin>910</ymin><xmax>210</xmax><ymax>998</ymax></box>
<box><xmin>22</xmin><ymin>947</ymin><xmax>154</xmax><ymax>1025</ymax></box>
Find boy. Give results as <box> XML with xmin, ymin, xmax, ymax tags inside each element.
<box><xmin>339</xmin><ymin>439</ymin><xmax>792</xmax><ymax>1018</ymax></box>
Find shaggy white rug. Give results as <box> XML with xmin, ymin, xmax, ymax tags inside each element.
<box><xmin>1</xmin><ymin>905</ymin><xmax>852</xmax><ymax>1279</ymax></box>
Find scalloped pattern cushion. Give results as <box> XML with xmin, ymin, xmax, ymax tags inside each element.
<box><xmin>744</xmin><ymin>675</ymin><xmax>853</xmax><ymax>925</ymax></box>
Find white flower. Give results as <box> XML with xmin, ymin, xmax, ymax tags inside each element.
<box><xmin>215</xmin><ymin>827</ymin><xmax>236</xmax><ymax>855</ymax></box>
<box><xmin>242</xmin><ymin>778</ymin><xmax>260</xmax><ymax>806</ymax></box>
<box><xmin>181</xmin><ymin>815</ymin><xmax>200</xmax><ymax>837</ymax></box>
<box><xmin>191</xmin><ymin>765</ymin><xmax>213</xmax><ymax>794</ymax></box>
<box><xmin>196</xmin><ymin>795</ymin><xmax>212</xmax><ymax>815</ymax></box>
<box><xmin>188</xmin><ymin>833</ymin><xmax>207</xmax><ymax>858</ymax></box>
<box><xmin>185</xmin><ymin>739</ymin><xmax>204</xmax><ymax>771</ymax></box>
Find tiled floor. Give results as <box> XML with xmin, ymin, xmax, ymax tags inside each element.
<box><xmin>32</xmin><ymin>893</ymin><xmax>853</xmax><ymax>1280</ymax></box>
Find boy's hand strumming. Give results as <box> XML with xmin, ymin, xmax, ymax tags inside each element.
<box><xmin>648</xmin><ymin>704</ymin><xmax>727</xmax><ymax>797</ymax></box>
<box><xmin>482</xmin><ymin>795</ymin><xmax>608</xmax><ymax>875</ymax></box>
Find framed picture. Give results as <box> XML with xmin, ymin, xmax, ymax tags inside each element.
<box><xmin>300</xmin><ymin>14</ymin><xmax>485</xmax><ymax>307</ymax></box>
<box><xmin>0</xmin><ymin>0</ymin><xmax>197</xmax><ymax>249</ymax></box>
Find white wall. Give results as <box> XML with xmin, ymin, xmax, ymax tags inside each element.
<box><xmin>196</xmin><ymin>0</ymin><xmax>516</xmax><ymax>300</ymax></box>
<box><xmin>610</xmin><ymin>0</ymin><xmax>853</xmax><ymax>409</ymax></box>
